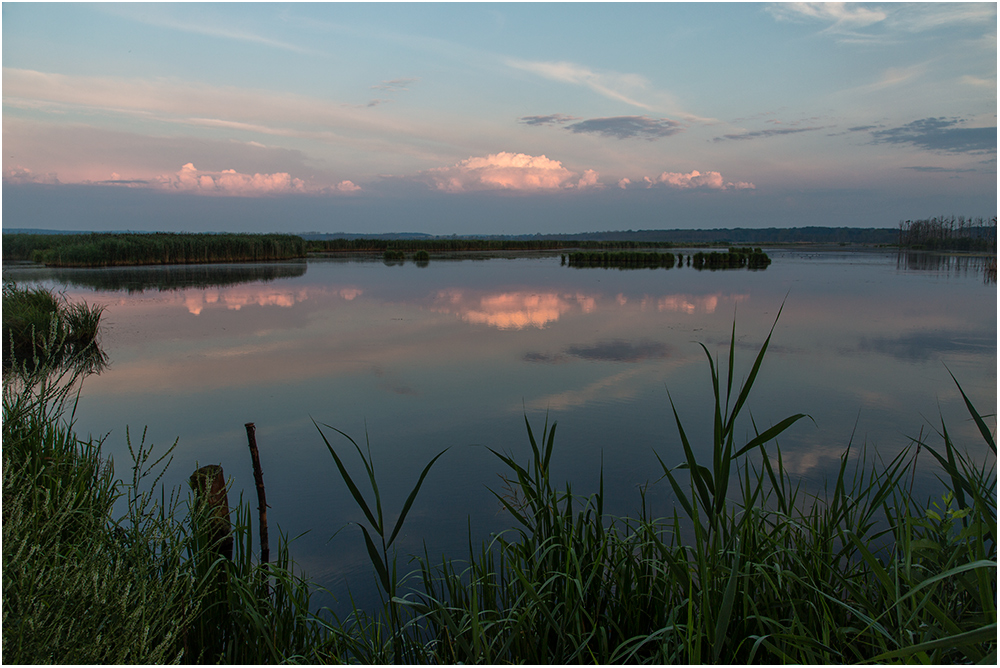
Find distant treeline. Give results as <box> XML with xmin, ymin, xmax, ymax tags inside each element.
<box><xmin>897</xmin><ymin>216</ymin><xmax>997</xmax><ymax>251</ymax></box>
<box><xmin>3</xmin><ymin>233</ymin><xmax>306</xmax><ymax>267</ymax></box>
<box><xmin>307</xmin><ymin>238</ymin><xmax>676</xmax><ymax>253</ymax></box>
<box><xmin>484</xmin><ymin>227</ymin><xmax>902</xmax><ymax>245</ymax></box>
<box><xmin>303</xmin><ymin>228</ymin><xmax>901</xmax><ymax>245</ymax></box>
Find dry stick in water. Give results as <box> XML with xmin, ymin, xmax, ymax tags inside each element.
<box><xmin>245</xmin><ymin>422</ymin><xmax>270</xmax><ymax>565</ymax></box>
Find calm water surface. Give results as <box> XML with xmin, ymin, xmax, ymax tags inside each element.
<box><xmin>6</xmin><ymin>249</ymin><xmax>996</xmax><ymax>612</ymax></box>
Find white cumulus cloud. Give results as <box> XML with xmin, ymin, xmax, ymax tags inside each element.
<box><xmin>640</xmin><ymin>169</ymin><xmax>754</xmax><ymax>191</ymax></box>
<box><xmin>3</xmin><ymin>165</ymin><xmax>59</xmax><ymax>185</ymax></box>
<box><xmin>576</xmin><ymin>169</ymin><xmax>601</xmax><ymax>190</ymax></box>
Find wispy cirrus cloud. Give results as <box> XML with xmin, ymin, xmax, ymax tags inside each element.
<box><xmin>367</xmin><ymin>77</ymin><xmax>419</xmax><ymax>107</ymax></box>
<box><xmin>866</xmin><ymin>117</ymin><xmax>996</xmax><ymax>154</ymax></box>
<box><xmin>100</xmin><ymin>4</ymin><xmax>325</xmax><ymax>56</ymax></box>
<box><xmin>506</xmin><ymin>58</ymin><xmax>654</xmax><ymax>110</ymax></box>
<box><xmin>766</xmin><ymin>2</ymin><xmax>996</xmax><ymax>43</ymax></box>
<box><xmin>959</xmin><ymin>75</ymin><xmax>997</xmax><ymax>89</ymax></box>
<box><xmin>766</xmin><ymin>2</ymin><xmax>887</xmax><ymax>31</ymax></box>
<box><xmin>372</xmin><ymin>77</ymin><xmax>419</xmax><ymax>92</ymax></box>
<box><xmin>1</xmin><ymin>68</ymin><xmax>443</xmax><ymax>155</ymax></box>
<box><xmin>419</xmin><ymin>152</ymin><xmax>600</xmax><ymax>192</ymax></box>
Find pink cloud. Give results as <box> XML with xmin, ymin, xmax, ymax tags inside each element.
<box><xmin>153</xmin><ymin>162</ymin><xmax>307</xmax><ymax>196</ymax></box>
<box><xmin>3</xmin><ymin>165</ymin><xmax>59</xmax><ymax>185</ymax></box>
<box><xmin>422</xmin><ymin>152</ymin><xmax>598</xmax><ymax>192</ymax></box>
<box><xmin>335</xmin><ymin>180</ymin><xmax>361</xmax><ymax>192</ymax></box>
<box><xmin>639</xmin><ymin>169</ymin><xmax>755</xmax><ymax>191</ymax></box>
<box><xmin>576</xmin><ymin>169</ymin><xmax>601</xmax><ymax>190</ymax></box>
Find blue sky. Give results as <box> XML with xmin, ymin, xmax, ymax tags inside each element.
<box><xmin>3</xmin><ymin>2</ymin><xmax>996</xmax><ymax>234</ymax></box>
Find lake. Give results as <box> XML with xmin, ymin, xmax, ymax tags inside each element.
<box><xmin>5</xmin><ymin>248</ymin><xmax>996</xmax><ymax>613</ymax></box>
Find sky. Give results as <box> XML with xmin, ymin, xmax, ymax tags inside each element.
<box><xmin>2</xmin><ymin>2</ymin><xmax>997</xmax><ymax>235</ymax></box>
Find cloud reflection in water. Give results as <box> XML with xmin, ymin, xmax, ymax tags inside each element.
<box><xmin>182</xmin><ymin>285</ymin><xmax>362</xmax><ymax>315</ymax></box>
<box><xmin>432</xmin><ymin>289</ymin><xmax>596</xmax><ymax>329</ymax></box>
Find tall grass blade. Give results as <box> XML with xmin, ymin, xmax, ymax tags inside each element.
<box><xmin>387</xmin><ymin>448</ymin><xmax>449</xmax><ymax>548</ymax></box>
<box><xmin>313</xmin><ymin>420</ymin><xmax>380</xmax><ymax>530</ymax></box>
<box><xmin>947</xmin><ymin>367</ymin><xmax>996</xmax><ymax>454</ymax></box>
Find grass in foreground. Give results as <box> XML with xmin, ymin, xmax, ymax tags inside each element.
<box><xmin>2</xmin><ymin>359</ymin><xmax>333</xmax><ymax>663</ymax></box>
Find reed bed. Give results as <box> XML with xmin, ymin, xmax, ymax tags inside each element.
<box><xmin>691</xmin><ymin>246</ymin><xmax>772</xmax><ymax>270</ymax></box>
<box><xmin>2</xmin><ymin>282</ymin><xmax>106</xmax><ymax>372</ymax></box>
<box><xmin>3</xmin><ymin>348</ymin><xmax>333</xmax><ymax>664</ymax></box>
<box><xmin>562</xmin><ymin>247</ymin><xmax>772</xmax><ymax>271</ymax></box>
<box><xmin>564</xmin><ymin>250</ymin><xmax>678</xmax><ymax>269</ymax></box>
<box><xmin>4</xmin><ymin>232</ymin><xmax>306</xmax><ymax>267</ymax></box>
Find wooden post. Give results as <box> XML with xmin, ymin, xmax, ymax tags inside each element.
<box><xmin>245</xmin><ymin>422</ymin><xmax>270</xmax><ymax>565</ymax></box>
<box><xmin>188</xmin><ymin>464</ymin><xmax>233</xmax><ymax>561</ymax></box>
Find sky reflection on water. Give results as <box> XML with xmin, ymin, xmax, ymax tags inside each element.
<box><xmin>5</xmin><ymin>250</ymin><xmax>995</xmax><ymax>613</ymax></box>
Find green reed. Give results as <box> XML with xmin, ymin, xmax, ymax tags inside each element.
<box><xmin>4</xmin><ymin>232</ymin><xmax>306</xmax><ymax>267</ymax></box>
<box><xmin>2</xmin><ymin>354</ymin><xmax>334</xmax><ymax>664</ymax></box>
<box><xmin>565</xmin><ymin>250</ymin><xmax>678</xmax><ymax>269</ymax></box>
<box><xmin>2</xmin><ymin>282</ymin><xmax>106</xmax><ymax>372</ymax></box>
<box><xmin>691</xmin><ymin>246</ymin><xmax>771</xmax><ymax>270</ymax></box>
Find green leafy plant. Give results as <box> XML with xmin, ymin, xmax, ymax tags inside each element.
<box><xmin>314</xmin><ymin>420</ymin><xmax>447</xmax><ymax>662</ymax></box>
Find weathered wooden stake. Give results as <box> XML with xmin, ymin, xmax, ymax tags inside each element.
<box><xmin>245</xmin><ymin>422</ymin><xmax>270</xmax><ymax>565</ymax></box>
<box><xmin>188</xmin><ymin>464</ymin><xmax>233</xmax><ymax>561</ymax></box>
